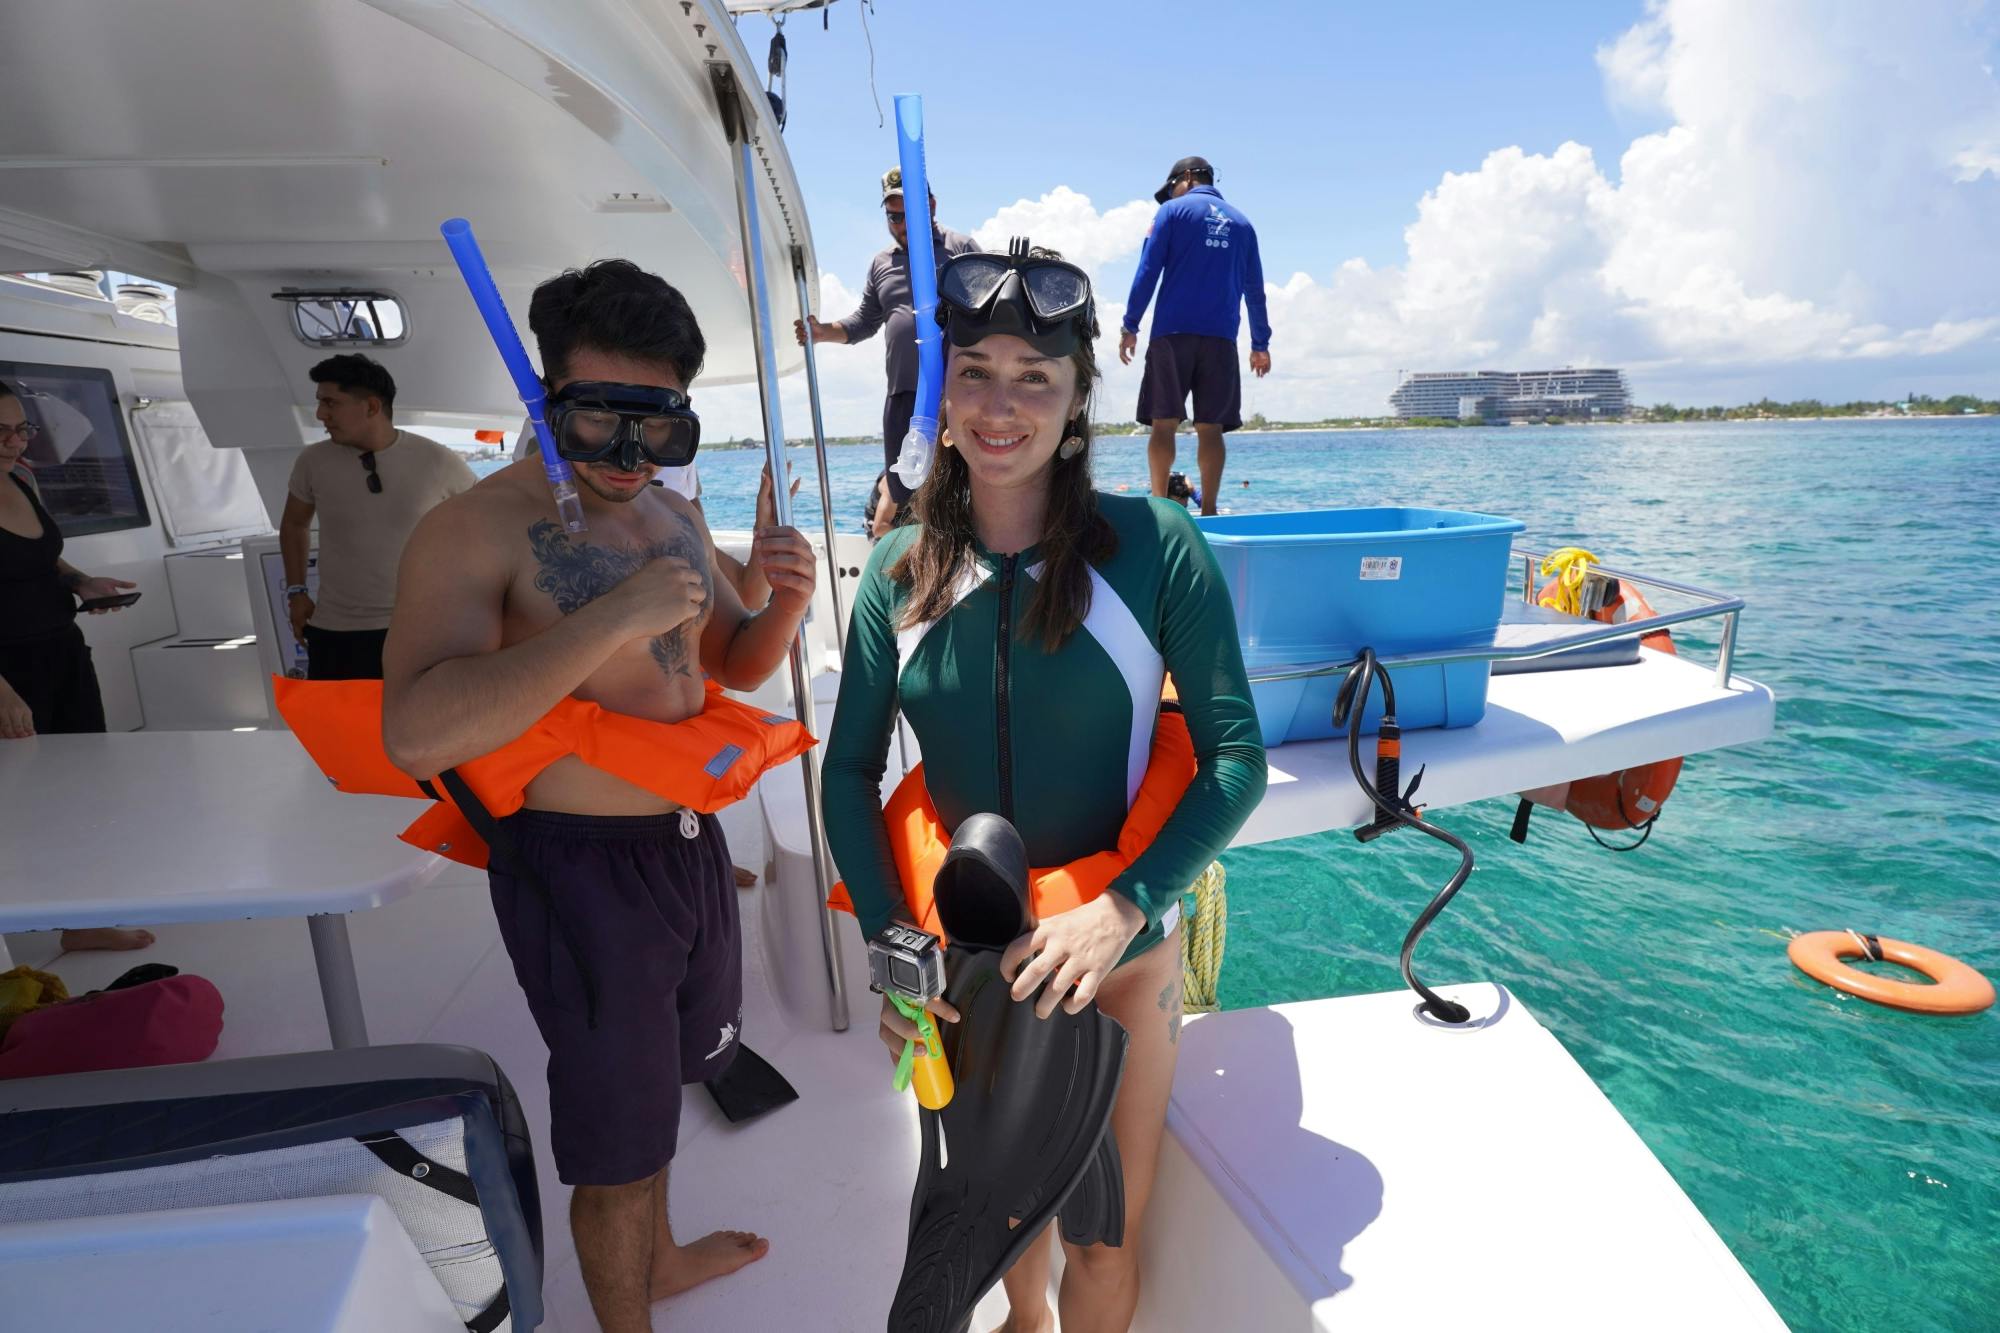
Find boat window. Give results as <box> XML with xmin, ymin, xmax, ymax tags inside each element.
<box><xmin>274</xmin><ymin>289</ymin><xmax>409</xmax><ymax>347</ymax></box>
<box><xmin>0</xmin><ymin>359</ymin><xmax>151</xmax><ymax>536</ymax></box>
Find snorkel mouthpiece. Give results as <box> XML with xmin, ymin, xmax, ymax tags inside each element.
<box><xmin>893</xmin><ymin>94</ymin><xmax>943</xmax><ymax>492</ymax></box>
<box><xmin>440</xmin><ymin>217</ymin><xmax>587</xmax><ymax>533</ymax></box>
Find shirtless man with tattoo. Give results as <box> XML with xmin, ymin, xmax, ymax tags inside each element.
<box><xmin>381</xmin><ymin>260</ymin><xmax>814</xmax><ymax>1333</ymax></box>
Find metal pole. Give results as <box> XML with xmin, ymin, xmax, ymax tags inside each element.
<box><xmin>307</xmin><ymin>915</ymin><xmax>370</xmax><ymax>1047</ymax></box>
<box><xmin>1716</xmin><ymin>609</ymin><xmax>1739</xmax><ymax>688</ymax></box>
<box><xmin>722</xmin><ymin>74</ymin><xmax>850</xmax><ymax>1032</ymax></box>
<box><xmin>791</xmin><ymin>247</ymin><xmax>847</xmax><ymax>660</ymax></box>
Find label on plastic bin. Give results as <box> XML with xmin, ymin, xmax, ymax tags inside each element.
<box><xmin>1359</xmin><ymin>556</ymin><xmax>1403</xmax><ymax>581</ymax></box>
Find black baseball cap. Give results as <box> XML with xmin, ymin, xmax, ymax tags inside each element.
<box><xmin>1155</xmin><ymin>155</ymin><xmax>1215</xmax><ymax>204</ymax></box>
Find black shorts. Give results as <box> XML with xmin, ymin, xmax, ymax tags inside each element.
<box><xmin>488</xmin><ymin>808</ymin><xmax>744</xmax><ymax>1187</ymax></box>
<box><xmin>303</xmin><ymin>625</ymin><xmax>388</xmax><ymax>681</ymax></box>
<box><xmin>1136</xmin><ymin>333</ymin><xmax>1242</xmax><ymax>432</ymax></box>
<box><xmin>0</xmin><ymin>625</ymin><xmax>105</xmax><ymax>733</ymax></box>
<box><xmin>882</xmin><ymin>390</ymin><xmax>918</xmax><ymax>504</ymax></box>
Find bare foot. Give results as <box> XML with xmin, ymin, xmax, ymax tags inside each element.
<box><xmin>733</xmin><ymin>865</ymin><xmax>758</xmax><ymax>889</ymax></box>
<box><xmin>60</xmin><ymin>928</ymin><xmax>155</xmax><ymax>952</ymax></box>
<box><xmin>649</xmin><ymin>1229</ymin><xmax>769</xmax><ymax>1301</ymax></box>
<box><xmin>987</xmin><ymin>1311</ymin><xmax>1056</xmax><ymax>1333</ymax></box>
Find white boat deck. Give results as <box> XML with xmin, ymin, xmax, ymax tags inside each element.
<box><xmin>6</xmin><ymin>798</ymin><xmax>928</xmax><ymax>1333</ymax></box>
<box><xmin>2</xmin><ymin>650</ymin><xmax>1784</xmax><ymax>1330</ymax></box>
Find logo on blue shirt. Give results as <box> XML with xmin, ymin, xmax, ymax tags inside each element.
<box><xmin>1204</xmin><ymin>204</ymin><xmax>1231</xmax><ymax>248</ymax></box>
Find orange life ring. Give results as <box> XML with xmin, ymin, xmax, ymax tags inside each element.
<box><xmin>1787</xmin><ymin>931</ymin><xmax>1995</xmax><ymax>1015</ymax></box>
<box><xmin>1537</xmin><ymin>575</ymin><xmax>1683</xmax><ymax>832</ymax></box>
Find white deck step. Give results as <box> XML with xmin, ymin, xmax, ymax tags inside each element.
<box><xmin>1140</xmin><ymin>988</ymin><xmax>1788</xmax><ymax>1331</ymax></box>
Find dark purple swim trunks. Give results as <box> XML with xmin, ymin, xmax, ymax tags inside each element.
<box><xmin>1136</xmin><ymin>332</ymin><xmax>1243</xmax><ymax>432</ymax></box>
<box><xmin>488</xmin><ymin>808</ymin><xmax>743</xmax><ymax>1187</ymax></box>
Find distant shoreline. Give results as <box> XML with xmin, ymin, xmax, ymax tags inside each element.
<box><xmin>696</xmin><ymin>408</ymin><xmax>1996</xmax><ymax>449</ymax></box>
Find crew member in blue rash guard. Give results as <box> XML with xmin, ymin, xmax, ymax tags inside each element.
<box><xmin>1119</xmin><ymin>155</ymin><xmax>1272</xmax><ymax>515</ymax></box>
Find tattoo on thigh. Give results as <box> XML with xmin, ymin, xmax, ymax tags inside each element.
<box><xmin>1158</xmin><ymin>974</ymin><xmax>1183</xmax><ymax>1045</ymax></box>
<box><xmin>527</xmin><ymin>514</ymin><xmax>711</xmax><ymax>681</ymax></box>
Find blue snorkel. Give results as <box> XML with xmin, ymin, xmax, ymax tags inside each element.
<box><xmin>440</xmin><ymin>218</ymin><xmax>587</xmax><ymax>534</ymax></box>
<box><xmin>892</xmin><ymin>94</ymin><xmax>943</xmax><ymax>491</ymax></box>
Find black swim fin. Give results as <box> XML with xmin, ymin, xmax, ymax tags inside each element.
<box><xmin>702</xmin><ymin>1042</ymin><xmax>799</xmax><ymax>1124</ymax></box>
<box><xmin>888</xmin><ymin>814</ymin><xmax>1128</xmax><ymax>1333</ymax></box>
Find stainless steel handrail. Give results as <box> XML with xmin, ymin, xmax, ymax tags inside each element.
<box><xmin>1246</xmin><ymin>548</ymin><xmax>1745</xmax><ymax>690</ymax></box>
<box><xmin>791</xmin><ymin>247</ymin><xmax>846</xmax><ymax>659</ymax></box>
<box><xmin>721</xmin><ymin>71</ymin><xmax>849</xmax><ymax>1033</ymax></box>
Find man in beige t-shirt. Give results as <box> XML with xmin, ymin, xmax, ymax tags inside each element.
<box><xmin>280</xmin><ymin>354</ymin><xmax>477</xmax><ymax>680</ymax></box>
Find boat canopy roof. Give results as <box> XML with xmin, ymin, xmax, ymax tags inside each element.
<box><xmin>0</xmin><ymin>0</ymin><xmax>818</xmax><ymax>447</ymax></box>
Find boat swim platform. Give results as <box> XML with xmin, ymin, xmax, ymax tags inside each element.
<box><xmin>1241</xmin><ymin>647</ymin><xmax>1774</xmax><ymax>845</ymax></box>
<box><xmin>1138</xmin><ymin>986</ymin><xmax>1787</xmax><ymax>1331</ymax></box>
<box><xmin>761</xmin><ymin>649</ymin><xmax>1775</xmax><ymax>859</ymax></box>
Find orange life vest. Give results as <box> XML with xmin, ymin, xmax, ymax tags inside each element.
<box><xmin>1533</xmin><ymin>576</ymin><xmax>1684</xmax><ymax>831</ymax></box>
<box><xmin>827</xmin><ymin>708</ymin><xmax>1197</xmax><ymax>940</ymax></box>
<box><xmin>272</xmin><ymin>676</ymin><xmax>815</xmax><ymax>870</ymax></box>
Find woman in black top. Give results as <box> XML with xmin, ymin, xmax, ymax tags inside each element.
<box><xmin>1</xmin><ymin>378</ymin><xmax>150</xmax><ymax>950</ymax></box>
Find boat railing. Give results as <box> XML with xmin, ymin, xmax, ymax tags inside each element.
<box><xmin>1246</xmin><ymin>548</ymin><xmax>1744</xmax><ymax>690</ymax></box>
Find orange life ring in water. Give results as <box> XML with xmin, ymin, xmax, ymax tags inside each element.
<box><xmin>1537</xmin><ymin>575</ymin><xmax>1684</xmax><ymax>834</ymax></box>
<box><xmin>1787</xmin><ymin>931</ymin><xmax>1995</xmax><ymax>1015</ymax></box>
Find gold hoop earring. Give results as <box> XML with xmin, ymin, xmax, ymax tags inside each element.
<box><xmin>1059</xmin><ymin>435</ymin><xmax>1084</xmax><ymax>460</ymax></box>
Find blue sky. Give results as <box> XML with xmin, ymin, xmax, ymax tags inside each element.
<box><xmin>709</xmin><ymin>0</ymin><xmax>2000</xmax><ymax>435</ymax></box>
<box><xmin>767</xmin><ymin>0</ymin><xmax>1654</xmax><ymax>284</ymax></box>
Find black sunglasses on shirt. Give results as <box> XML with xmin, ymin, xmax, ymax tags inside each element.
<box><xmin>359</xmin><ymin>450</ymin><xmax>382</xmax><ymax>494</ymax></box>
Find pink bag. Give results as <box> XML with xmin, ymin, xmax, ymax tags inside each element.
<box><xmin>0</xmin><ymin>976</ymin><xmax>223</xmax><ymax>1080</ymax></box>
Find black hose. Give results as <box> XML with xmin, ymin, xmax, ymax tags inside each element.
<box><xmin>1336</xmin><ymin>649</ymin><xmax>1474</xmax><ymax>1025</ymax></box>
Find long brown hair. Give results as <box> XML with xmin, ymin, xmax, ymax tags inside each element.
<box><xmin>890</xmin><ymin>252</ymin><xmax>1117</xmax><ymax>650</ymax></box>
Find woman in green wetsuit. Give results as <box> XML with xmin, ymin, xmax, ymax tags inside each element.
<box><xmin>822</xmin><ymin>243</ymin><xmax>1267</xmax><ymax>1331</ymax></box>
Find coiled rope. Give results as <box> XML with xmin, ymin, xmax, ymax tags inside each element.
<box><xmin>1181</xmin><ymin>860</ymin><xmax>1228</xmax><ymax>1013</ymax></box>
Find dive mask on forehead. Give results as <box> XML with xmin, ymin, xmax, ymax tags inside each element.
<box><xmin>936</xmin><ymin>238</ymin><xmax>1096</xmax><ymax>358</ymax></box>
<box><xmin>545</xmin><ymin>381</ymin><xmax>701</xmax><ymax>470</ymax></box>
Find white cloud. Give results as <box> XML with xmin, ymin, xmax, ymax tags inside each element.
<box><xmin>971</xmin><ymin>186</ymin><xmax>1156</xmax><ymax>271</ymax></box>
<box><xmin>1594</xmin><ymin>4</ymin><xmax>1672</xmax><ymax>115</ymax></box>
<box><xmin>1252</xmin><ymin>0</ymin><xmax>2000</xmax><ymax>414</ymax></box>
<box><xmin>712</xmin><ymin>0</ymin><xmax>2000</xmax><ymax>434</ymax></box>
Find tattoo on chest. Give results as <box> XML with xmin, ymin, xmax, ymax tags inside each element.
<box><xmin>527</xmin><ymin>515</ymin><xmax>711</xmax><ymax>681</ymax></box>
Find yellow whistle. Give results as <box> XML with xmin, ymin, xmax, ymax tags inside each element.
<box><xmin>911</xmin><ymin>1011</ymin><xmax>955</xmax><ymax>1110</ymax></box>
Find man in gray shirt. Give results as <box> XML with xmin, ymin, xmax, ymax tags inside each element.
<box><xmin>796</xmin><ymin>167</ymin><xmax>978</xmax><ymax>516</ymax></box>
<box><xmin>280</xmin><ymin>354</ymin><xmax>476</xmax><ymax>680</ymax></box>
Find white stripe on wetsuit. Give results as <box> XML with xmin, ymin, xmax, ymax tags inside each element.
<box><xmin>1027</xmin><ymin>562</ymin><xmax>1164</xmax><ymax>806</ymax></box>
<box><xmin>895</xmin><ymin>560</ymin><xmax>985</xmax><ymax>674</ymax></box>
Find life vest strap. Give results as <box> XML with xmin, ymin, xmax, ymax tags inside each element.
<box><xmin>433</xmin><ymin>768</ymin><xmax>601</xmax><ymax>1031</ymax></box>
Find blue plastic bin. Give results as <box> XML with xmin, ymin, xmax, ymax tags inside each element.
<box><xmin>1196</xmin><ymin>507</ymin><xmax>1525</xmax><ymax>744</ymax></box>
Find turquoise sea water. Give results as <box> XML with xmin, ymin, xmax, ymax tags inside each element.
<box><xmin>688</xmin><ymin>419</ymin><xmax>1999</xmax><ymax>1332</ymax></box>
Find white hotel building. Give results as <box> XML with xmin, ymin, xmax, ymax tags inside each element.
<box><xmin>1389</xmin><ymin>368</ymin><xmax>1631</xmax><ymax>422</ymax></box>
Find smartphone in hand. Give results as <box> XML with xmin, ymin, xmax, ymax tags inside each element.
<box><xmin>77</xmin><ymin>591</ymin><xmax>142</xmax><ymax>612</ymax></box>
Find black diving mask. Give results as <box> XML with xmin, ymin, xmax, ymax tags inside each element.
<box><xmin>546</xmin><ymin>380</ymin><xmax>701</xmax><ymax>470</ymax></box>
<box><xmin>937</xmin><ymin>239</ymin><xmax>1096</xmax><ymax>358</ymax></box>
